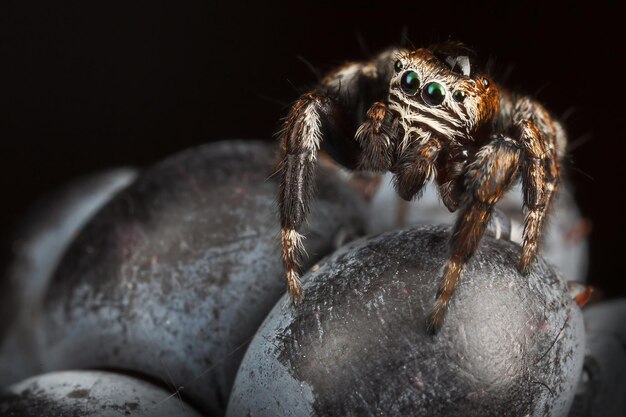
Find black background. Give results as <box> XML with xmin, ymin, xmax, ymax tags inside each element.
<box><xmin>1</xmin><ymin>1</ymin><xmax>624</xmax><ymax>295</ymax></box>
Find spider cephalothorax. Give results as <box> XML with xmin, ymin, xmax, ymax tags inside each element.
<box><xmin>390</xmin><ymin>48</ymin><xmax>499</xmax><ymax>140</ymax></box>
<box><xmin>277</xmin><ymin>42</ymin><xmax>565</xmax><ymax>333</ymax></box>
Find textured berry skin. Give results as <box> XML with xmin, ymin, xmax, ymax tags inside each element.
<box><xmin>228</xmin><ymin>226</ymin><xmax>585</xmax><ymax>417</ymax></box>
<box><xmin>0</xmin><ymin>371</ymin><xmax>204</xmax><ymax>417</ymax></box>
<box><xmin>27</xmin><ymin>141</ymin><xmax>367</xmax><ymax>416</ymax></box>
<box><xmin>0</xmin><ymin>169</ymin><xmax>137</xmax><ymax>385</ymax></box>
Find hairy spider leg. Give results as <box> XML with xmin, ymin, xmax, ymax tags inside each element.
<box><xmin>429</xmin><ymin>135</ymin><xmax>521</xmax><ymax>333</ymax></box>
<box><xmin>355</xmin><ymin>101</ymin><xmax>400</xmax><ymax>172</ymax></box>
<box><xmin>278</xmin><ymin>92</ymin><xmax>332</xmax><ymax>302</ymax></box>
<box><xmin>435</xmin><ymin>146</ymin><xmax>469</xmax><ymax>212</ymax></box>
<box><xmin>391</xmin><ymin>135</ymin><xmax>442</xmax><ymax>201</ymax></box>
<box><xmin>515</xmin><ymin>99</ymin><xmax>561</xmax><ymax>273</ymax></box>
<box><xmin>278</xmin><ymin>50</ymin><xmax>400</xmax><ymax>302</ymax></box>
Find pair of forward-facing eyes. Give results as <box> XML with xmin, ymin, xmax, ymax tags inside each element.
<box><xmin>393</xmin><ymin>59</ymin><xmax>487</xmax><ymax>106</ymax></box>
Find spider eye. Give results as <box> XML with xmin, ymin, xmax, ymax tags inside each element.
<box><xmin>453</xmin><ymin>90</ymin><xmax>466</xmax><ymax>102</ymax></box>
<box><xmin>394</xmin><ymin>60</ymin><xmax>403</xmax><ymax>73</ymax></box>
<box><xmin>400</xmin><ymin>71</ymin><xmax>419</xmax><ymax>95</ymax></box>
<box><xmin>422</xmin><ymin>82</ymin><xmax>446</xmax><ymax>106</ymax></box>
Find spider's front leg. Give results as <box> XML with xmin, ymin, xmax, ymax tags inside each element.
<box><xmin>277</xmin><ymin>92</ymin><xmax>334</xmax><ymax>302</ymax></box>
<box><xmin>278</xmin><ymin>50</ymin><xmax>401</xmax><ymax>303</ymax></box>
<box><xmin>278</xmin><ymin>97</ymin><xmax>400</xmax><ymax>301</ymax></box>
<box><xmin>429</xmin><ymin>135</ymin><xmax>521</xmax><ymax>333</ymax></box>
<box><xmin>278</xmin><ymin>97</ymin><xmax>400</xmax><ymax>302</ymax></box>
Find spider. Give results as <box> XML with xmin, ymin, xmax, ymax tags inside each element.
<box><xmin>276</xmin><ymin>42</ymin><xmax>566</xmax><ymax>333</ymax></box>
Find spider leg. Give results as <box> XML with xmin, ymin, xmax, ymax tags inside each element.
<box><xmin>278</xmin><ymin>49</ymin><xmax>403</xmax><ymax>303</ymax></box>
<box><xmin>518</xmin><ymin>119</ymin><xmax>560</xmax><ymax>272</ymax></box>
<box><xmin>436</xmin><ymin>147</ymin><xmax>468</xmax><ymax>212</ymax></box>
<box><xmin>437</xmin><ymin>176</ymin><xmax>463</xmax><ymax>213</ymax></box>
<box><xmin>392</xmin><ymin>135</ymin><xmax>442</xmax><ymax>201</ymax></box>
<box><xmin>278</xmin><ymin>92</ymin><xmax>331</xmax><ymax>302</ymax></box>
<box><xmin>355</xmin><ymin>101</ymin><xmax>401</xmax><ymax>171</ymax></box>
<box><xmin>429</xmin><ymin>135</ymin><xmax>521</xmax><ymax>333</ymax></box>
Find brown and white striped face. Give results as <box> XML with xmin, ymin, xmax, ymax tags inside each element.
<box><xmin>389</xmin><ymin>48</ymin><xmax>500</xmax><ymax>145</ymax></box>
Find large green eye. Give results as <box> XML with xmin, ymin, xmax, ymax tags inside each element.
<box><xmin>400</xmin><ymin>71</ymin><xmax>419</xmax><ymax>95</ymax></box>
<box><xmin>422</xmin><ymin>82</ymin><xmax>446</xmax><ymax>106</ymax></box>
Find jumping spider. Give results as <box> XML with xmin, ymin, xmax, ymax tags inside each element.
<box><xmin>277</xmin><ymin>42</ymin><xmax>566</xmax><ymax>333</ymax></box>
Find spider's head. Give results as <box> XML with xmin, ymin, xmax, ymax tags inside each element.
<box><xmin>389</xmin><ymin>44</ymin><xmax>499</xmax><ymax>139</ymax></box>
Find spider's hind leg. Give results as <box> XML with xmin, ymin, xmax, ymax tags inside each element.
<box><xmin>517</xmin><ymin>118</ymin><xmax>560</xmax><ymax>272</ymax></box>
<box><xmin>429</xmin><ymin>135</ymin><xmax>521</xmax><ymax>333</ymax></box>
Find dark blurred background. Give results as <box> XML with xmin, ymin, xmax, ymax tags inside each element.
<box><xmin>0</xmin><ymin>1</ymin><xmax>624</xmax><ymax>295</ymax></box>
